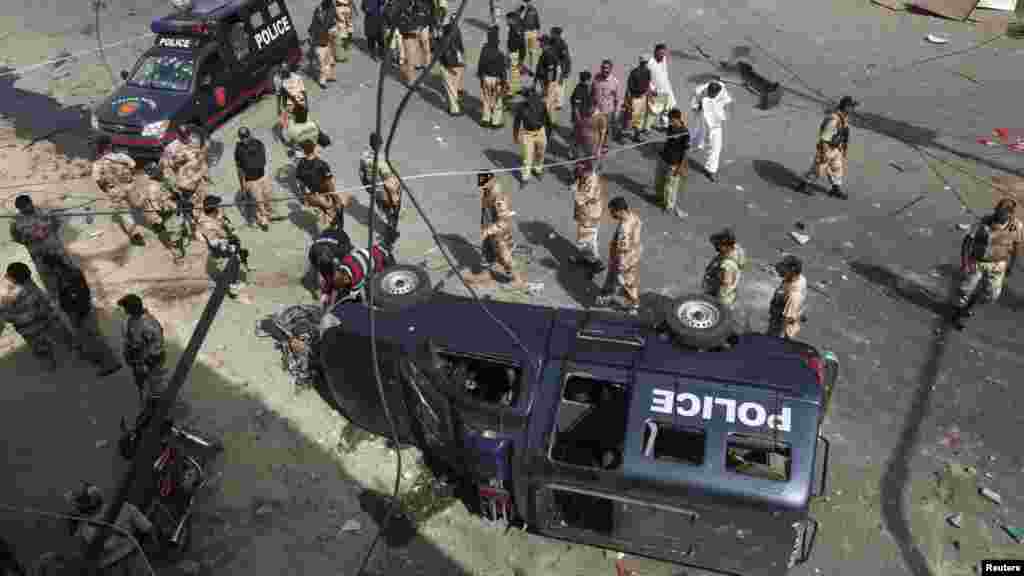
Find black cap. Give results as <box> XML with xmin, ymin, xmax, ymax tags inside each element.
<box><xmin>117</xmin><ymin>294</ymin><xmax>144</xmax><ymax>315</ymax></box>
<box><xmin>551</xmin><ymin>27</ymin><xmax>562</xmax><ymax>36</ymax></box>
<box><xmin>710</xmin><ymin>228</ymin><xmax>736</xmax><ymax>246</ymax></box>
<box><xmin>203</xmin><ymin>195</ymin><xmax>222</xmax><ymax>211</ymax></box>
<box><xmin>14</xmin><ymin>194</ymin><xmax>33</xmax><ymax>211</ymax></box>
<box><xmin>5</xmin><ymin>262</ymin><xmax>31</xmax><ymax>284</ymax></box>
<box><xmin>838</xmin><ymin>96</ymin><xmax>858</xmax><ymax>110</ymax></box>
<box><xmin>95</xmin><ymin>133</ymin><xmax>112</xmax><ymax>150</ymax></box>
<box><xmin>238</xmin><ymin>126</ymin><xmax>251</xmax><ymax>140</ymax></box>
<box><xmin>579</xmin><ymin>71</ymin><xmax>591</xmax><ymax>82</ymax></box>
<box><xmin>777</xmin><ymin>255</ymin><xmax>802</xmax><ymax>276</ymax></box>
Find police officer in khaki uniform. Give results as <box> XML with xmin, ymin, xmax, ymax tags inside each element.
<box><xmin>234</xmin><ymin>127</ymin><xmax>276</xmax><ymax>230</ymax></box>
<box><xmin>295</xmin><ymin>140</ymin><xmax>352</xmax><ymax>228</ymax></box>
<box><xmin>0</xmin><ymin>262</ymin><xmax>73</xmax><ymax>372</ymax></box>
<box><xmin>568</xmin><ymin>160</ymin><xmax>606</xmax><ymax>274</ymax></box>
<box><xmin>278</xmin><ymin>63</ymin><xmax>307</xmax><ymax>131</ymax></box>
<box><xmin>768</xmin><ymin>255</ymin><xmax>807</xmax><ymax>339</ymax></box>
<box><xmin>517</xmin><ymin>0</ymin><xmax>541</xmax><ymax>73</ymax></box>
<box><xmin>533</xmin><ymin>36</ymin><xmax>561</xmax><ymax>127</ymax></box>
<box><xmin>505</xmin><ymin>11</ymin><xmax>525</xmax><ymax>96</ymax></box>
<box><xmin>117</xmin><ymin>294</ymin><xmax>167</xmax><ymax>412</ymax></box>
<box><xmin>196</xmin><ymin>196</ymin><xmax>246</xmax><ymax>299</ymax></box>
<box><xmin>702</xmin><ymin>228</ymin><xmax>746</xmax><ymax>310</ymax></box>
<box><xmin>41</xmin><ymin>253</ymin><xmax>121</xmax><ymax>377</ymax></box>
<box><xmin>479</xmin><ymin>171</ymin><xmax>523</xmax><ymax>284</ymax></box>
<box><xmin>596</xmin><ymin>196</ymin><xmax>642</xmax><ymax>315</ymax></box>
<box><xmin>160</xmin><ymin>124</ymin><xmax>209</xmax><ymax>225</ymax></box>
<box><xmin>796</xmin><ymin>96</ymin><xmax>857</xmax><ymax>199</ymax></box>
<box><xmin>953</xmin><ymin>197</ymin><xmax>1023</xmax><ymax>330</ymax></box>
<box><xmin>477</xmin><ymin>26</ymin><xmax>508</xmax><ymax>128</ymax></box>
<box><xmin>330</xmin><ymin>0</ymin><xmax>356</xmax><ymax>64</ymax></box>
<box><xmin>360</xmin><ymin>133</ymin><xmax>402</xmax><ymax>244</ymax></box>
<box><xmin>311</xmin><ymin>2</ymin><xmax>337</xmax><ymax>88</ymax></box>
<box><xmin>655</xmin><ymin>108</ymin><xmax>690</xmax><ymax>217</ymax></box>
<box><xmin>92</xmin><ymin>134</ymin><xmax>149</xmax><ymax>245</ymax></box>
<box><xmin>9</xmin><ymin>194</ymin><xmax>68</xmax><ymax>299</ymax></box>
<box><xmin>513</xmin><ymin>85</ymin><xmax>548</xmax><ymax>183</ymax></box>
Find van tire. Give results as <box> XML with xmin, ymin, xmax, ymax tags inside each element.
<box><xmin>663</xmin><ymin>294</ymin><xmax>733</xmax><ymax>349</ymax></box>
<box><xmin>369</xmin><ymin>264</ymin><xmax>432</xmax><ymax>310</ymax></box>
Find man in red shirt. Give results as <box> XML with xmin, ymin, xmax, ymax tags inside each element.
<box><xmin>316</xmin><ymin>244</ymin><xmax>396</xmax><ymax>309</ymax></box>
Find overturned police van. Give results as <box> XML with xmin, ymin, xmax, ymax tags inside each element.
<box><xmin>319</xmin><ymin>264</ymin><xmax>840</xmax><ymax>576</ymax></box>
<box><xmin>91</xmin><ymin>0</ymin><xmax>300</xmax><ymax>157</ymax></box>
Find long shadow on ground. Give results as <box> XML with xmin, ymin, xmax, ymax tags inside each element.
<box><xmin>0</xmin><ymin>66</ymin><xmax>94</xmax><ymax>164</ymax></box>
<box><xmin>0</xmin><ymin>300</ymin><xmax>471</xmax><ymax>575</ymax></box>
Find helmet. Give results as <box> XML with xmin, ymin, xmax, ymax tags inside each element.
<box><xmin>14</xmin><ymin>194</ymin><xmax>33</xmax><ymax>212</ymax></box>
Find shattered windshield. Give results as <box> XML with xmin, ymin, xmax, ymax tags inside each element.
<box><xmin>128</xmin><ymin>54</ymin><xmax>194</xmax><ymax>92</ymax></box>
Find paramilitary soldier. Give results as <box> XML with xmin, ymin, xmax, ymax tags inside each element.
<box><xmin>329</xmin><ymin>0</ymin><xmax>355</xmax><ymax>64</ymax></box>
<box><xmin>953</xmin><ymin>197</ymin><xmax>1023</xmax><ymax>330</ymax></box>
<box><xmin>596</xmin><ymin>196</ymin><xmax>642</xmax><ymax>315</ymax></box>
<box><xmin>277</xmin><ymin>62</ymin><xmax>307</xmax><ymax>131</ymax></box>
<box><xmin>568</xmin><ymin>160</ymin><xmax>606</xmax><ymax>275</ymax></box>
<box><xmin>42</xmin><ymin>253</ymin><xmax>122</xmax><ymax>377</ymax></box>
<box><xmin>317</xmin><ymin>242</ymin><xmax>395</xmax><ymax>309</ymax></box>
<box><xmin>0</xmin><ymin>262</ymin><xmax>74</xmax><ymax>373</ymax></box>
<box><xmin>796</xmin><ymin>96</ymin><xmax>857</xmax><ymax>199</ymax></box>
<box><xmin>234</xmin><ymin>127</ymin><xmax>276</xmax><ymax>230</ymax></box>
<box><xmin>10</xmin><ymin>194</ymin><xmax>68</xmax><ymax>299</ymax></box>
<box><xmin>702</xmin><ymin>228</ymin><xmax>746</xmax><ymax>310</ymax></box>
<box><xmin>117</xmin><ymin>293</ymin><xmax>167</xmax><ymax>413</ymax></box>
<box><xmin>196</xmin><ymin>195</ymin><xmax>247</xmax><ymax>299</ymax></box>
<box><xmin>478</xmin><ymin>170</ymin><xmax>524</xmax><ymax>284</ymax></box>
<box><xmin>92</xmin><ymin>134</ymin><xmax>156</xmax><ymax>245</ymax></box>
<box><xmin>768</xmin><ymin>255</ymin><xmax>807</xmax><ymax>339</ymax></box>
<box><xmin>159</xmin><ymin>124</ymin><xmax>209</xmax><ymax>225</ymax></box>
<box><xmin>360</xmin><ymin>133</ymin><xmax>402</xmax><ymax>245</ymax></box>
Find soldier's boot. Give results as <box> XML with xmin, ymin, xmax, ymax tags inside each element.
<box><xmin>951</xmin><ymin>294</ymin><xmax>979</xmax><ymax>330</ymax></box>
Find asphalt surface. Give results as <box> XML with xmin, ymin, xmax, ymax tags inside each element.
<box><xmin>2</xmin><ymin>0</ymin><xmax>1024</xmax><ymax>575</ymax></box>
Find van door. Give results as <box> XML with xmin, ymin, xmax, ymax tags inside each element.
<box><xmin>398</xmin><ymin>338</ymin><xmax>465</xmax><ymax>479</ymax></box>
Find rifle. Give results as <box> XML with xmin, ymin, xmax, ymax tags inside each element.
<box><xmin>222</xmin><ymin>216</ymin><xmax>250</xmax><ymax>272</ymax></box>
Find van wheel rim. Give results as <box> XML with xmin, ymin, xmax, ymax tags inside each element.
<box><xmin>381</xmin><ymin>269</ymin><xmax>419</xmax><ymax>295</ymax></box>
<box><xmin>676</xmin><ymin>300</ymin><xmax>719</xmax><ymax>330</ymax></box>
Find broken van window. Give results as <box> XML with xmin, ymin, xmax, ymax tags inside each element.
<box><xmin>435</xmin><ymin>352</ymin><xmax>519</xmax><ymax>407</ymax></box>
<box><xmin>725</xmin><ymin>434</ymin><xmax>791</xmax><ymax>482</ymax></box>
<box><xmin>641</xmin><ymin>421</ymin><xmax>705</xmax><ymax>466</ymax></box>
<box><xmin>550</xmin><ymin>376</ymin><xmax>628</xmax><ymax>470</ymax></box>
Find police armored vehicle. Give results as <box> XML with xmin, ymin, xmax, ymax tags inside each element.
<box><xmin>320</xmin><ymin>264</ymin><xmax>841</xmax><ymax>576</ymax></box>
<box><xmin>91</xmin><ymin>0</ymin><xmax>300</xmax><ymax>157</ymax></box>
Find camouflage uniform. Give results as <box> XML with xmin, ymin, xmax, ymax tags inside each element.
<box><xmin>360</xmin><ymin>147</ymin><xmax>402</xmax><ymax>232</ymax></box>
<box><xmin>279</xmin><ymin>72</ymin><xmax>307</xmax><ymax>129</ymax></box>
<box><xmin>122</xmin><ymin>310</ymin><xmax>167</xmax><ymax>406</ymax></box>
<box><xmin>9</xmin><ymin>209</ymin><xmax>68</xmax><ymax>299</ymax></box>
<box><xmin>601</xmin><ymin>209</ymin><xmax>642</xmax><ymax>309</ymax></box>
<box><xmin>93</xmin><ymin>151</ymin><xmax>149</xmax><ymax>239</ymax></box>
<box><xmin>159</xmin><ymin>137</ymin><xmax>209</xmax><ymax>222</ymax></box>
<box><xmin>480</xmin><ymin>180</ymin><xmax>516</xmax><ymax>278</ymax></box>
<box><xmin>331</xmin><ymin>0</ymin><xmax>355</xmax><ymax>63</ymax></box>
<box><xmin>574</xmin><ymin>170</ymin><xmax>603</xmax><ymax>261</ymax></box>
<box><xmin>0</xmin><ymin>278</ymin><xmax>71</xmax><ymax>371</ymax></box>
<box><xmin>769</xmin><ymin>273</ymin><xmax>806</xmax><ymax>339</ymax></box>
<box><xmin>959</xmin><ymin>214</ymin><xmax>1024</xmax><ymax>306</ymax></box>
<box><xmin>703</xmin><ymin>243</ymin><xmax>746</xmax><ymax>308</ymax></box>
<box><xmin>196</xmin><ymin>210</ymin><xmax>245</xmax><ymax>297</ymax></box>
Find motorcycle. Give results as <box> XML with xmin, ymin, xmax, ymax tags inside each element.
<box><xmin>117</xmin><ymin>411</ymin><xmax>222</xmax><ymax>561</ymax></box>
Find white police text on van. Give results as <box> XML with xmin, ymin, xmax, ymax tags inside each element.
<box><xmin>254</xmin><ymin>16</ymin><xmax>291</xmax><ymax>50</ymax></box>
<box><xmin>650</xmin><ymin>389</ymin><xmax>792</xmax><ymax>432</ymax></box>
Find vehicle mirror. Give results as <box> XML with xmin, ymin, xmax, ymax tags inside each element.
<box><xmin>120</xmin><ymin>70</ymin><xmax>129</xmax><ymax>80</ymax></box>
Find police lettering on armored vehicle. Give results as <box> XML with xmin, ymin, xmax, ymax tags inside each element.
<box><xmin>91</xmin><ymin>0</ymin><xmax>300</xmax><ymax>157</ymax></box>
<box><xmin>319</xmin><ymin>265</ymin><xmax>840</xmax><ymax>576</ymax></box>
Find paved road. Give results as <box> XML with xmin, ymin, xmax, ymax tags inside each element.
<box><xmin>2</xmin><ymin>0</ymin><xmax>1023</xmax><ymax>574</ymax></box>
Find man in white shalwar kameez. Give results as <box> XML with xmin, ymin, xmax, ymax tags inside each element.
<box><xmin>646</xmin><ymin>43</ymin><xmax>675</xmax><ymax>131</ymax></box>
<box><xmin>690</xmin><ymin>79</ymin><xmax>732</xmax><ymax>182</ymax></box>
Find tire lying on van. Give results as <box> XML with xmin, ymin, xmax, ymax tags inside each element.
<box><xmin>662</xmin><ymin>294</ymin><xmax>733</xmax><ymax>349</ymax></box>
<box><xmin>369</xmin><ymin>264</ymin><xmax>433</xmax><ymax>310</ymax></box>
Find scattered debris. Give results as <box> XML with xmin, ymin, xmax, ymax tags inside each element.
<box><xmin>889</xmin><ymin>162</ymin><xmax>905</xmax><ymax>172</ymax></box>
<box><xmin>735</xmin><ymin>185</ymin><xmax>744</xmax><ymax>191</ymax></box>
<box><xmin>842</xmin><ymin>241</ymin><xmax>855</xmax><ymax>249</ymax></box>
<box><xmin>339</xmin><ymin>519</ymin><xmax>362</xmax><ymax>534</ymax></box>
<box><xmin>926</xmin><ymin>34</ymin><xmax>950</xmax><ymax>45</ymax></box>
<box><xmin>841</xmin><ymin>274</ymin><xmax>849</xmax><ymax>280</ymax></box>
<box><xmin>94</xmin><ymin>439</ymin><xmax>107</xmax><ymax>448</ymax></box>
<box><xmin>1002</xmin><ymin>524</ymin><xmax>1023</xmax><ymax>544</ymax></box>
<box><xmin>984</xmin><ymin>376</ymin><xmax>1008</xmax><ymax>387</ymax></box>
<box><xmin>947</xmin><ymin>512</ymin><xmax>963</xmax><ymax>528</ymax></box>
<box><xmin>790</xmin><ymin>231</ymin><xmax>810</xmax><ymax>245</ymax></box>
<box><xmin>956</xmin><ymin>223</ymin><xmax>970</xmax><ymax>231</ymax></box>
<box><xmin>525</xmin><ymin>282</ymin><xmax>544</xmax><ymax>296</ymax></box>
<box><xmin>979</xmin><ymin>486</ymin><xmax>1002</xmax><ymax>505</ymax></box>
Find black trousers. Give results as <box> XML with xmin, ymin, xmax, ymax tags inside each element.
<box><xmin>365</xmin><ymin>15</ymin><xmax>384</xmax><ymax>57</ymax></box>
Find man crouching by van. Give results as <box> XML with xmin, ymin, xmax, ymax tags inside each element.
<box><xmin>314</xmin><ymin>243</ymin><xmax>395</xmax><ymax>309</ymax></box>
